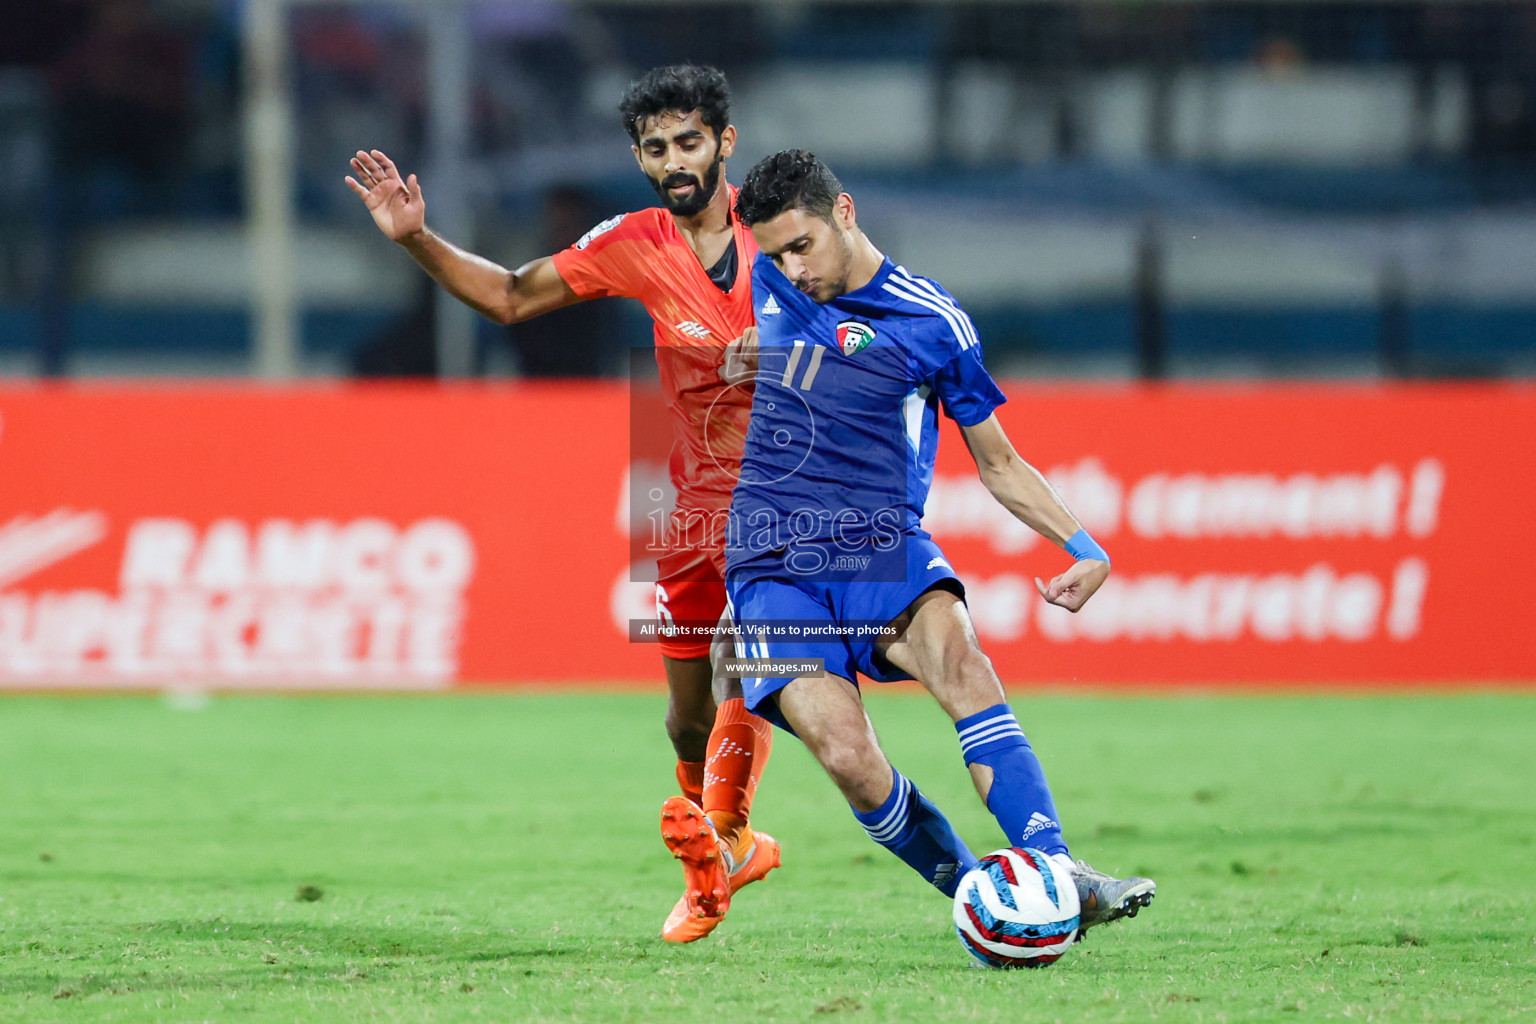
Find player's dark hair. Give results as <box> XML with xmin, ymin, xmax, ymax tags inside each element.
<box><xmin>734</xmin><ymin>149</ymin><xmax>844</xmax><ymax>227</ymax></box>
<box><xmin>619</xmin><ymin>64</ymin><xmax>731</xmax><ymax>143</ymax></box>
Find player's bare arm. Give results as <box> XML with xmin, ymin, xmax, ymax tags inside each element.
<box><xmin>959</xmin><ymin>412</ymin><xmax>1110</xmax><ymax>612</ymax></box>
<box><xmin>345</xmin><ymin>149</ymin><xmax>578</xmax><ymax>324</ymax></box>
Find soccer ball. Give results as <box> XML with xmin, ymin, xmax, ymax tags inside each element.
<box><xmin>953</xmin><ymin>847</ymin><xmax>1080</xmax><ymax>968</ymax></box>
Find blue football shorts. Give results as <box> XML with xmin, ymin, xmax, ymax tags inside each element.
<box><xmin>724</xmin><ymin>531</ymin><xmax>965</xmax><ymax>730</ymax></box>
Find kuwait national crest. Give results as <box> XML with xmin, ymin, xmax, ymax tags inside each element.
<box><xmin>837</xmin><ymin>320</ymin><xmax>876</xmax><ymax>356</ymax></box>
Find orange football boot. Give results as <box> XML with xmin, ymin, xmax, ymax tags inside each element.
<box><xmin>659</xmin><ymin>796</ymin><xmax>781</xmax><ymax>942</ymax></box>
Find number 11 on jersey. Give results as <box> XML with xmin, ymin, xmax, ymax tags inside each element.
<box><xmin>780</xmin><ymin>339</ymin><xmax>826</xmax><ymax>392</ymax></box>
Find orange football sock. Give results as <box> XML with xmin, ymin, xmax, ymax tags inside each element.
<box><xmin>675</xmin><ymin>759</ymin><xmax>705</xmax><ymax>807</ymax></box>
<box><xmin>702</xmin><ymin>698</ymin><xmax>774</xmax><ymax>861</ymax></box>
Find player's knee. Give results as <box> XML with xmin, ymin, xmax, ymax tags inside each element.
<box><xmin>815</xmin><ymin>743</ymin><xmax>887</xmax><ymax>807</ymax></box>
<box><xmin>951</xmin><ymin>647</ymin><xmax>1002</xmax><ymax>701</ymax></box>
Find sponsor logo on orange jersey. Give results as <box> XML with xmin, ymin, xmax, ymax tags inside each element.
<box><xmin>575</xmin><ymin>214</ymin><xmax>624</xmax><ymax>250</ymax></box>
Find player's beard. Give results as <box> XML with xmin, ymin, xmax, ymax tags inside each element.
<box><xmin>806</xmin><ymin>229</ymin><xmax>857</xmax><ymax>304</ymax></box>
<box><xmin>650</xmin><ymin>150</ymin><xmax>724</xmax><ymax>218</ymax></box>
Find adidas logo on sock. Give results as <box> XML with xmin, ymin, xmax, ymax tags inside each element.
<box><xmin>1019</xmin><ymin>812</ymin><xmax>1059</xmax><ymax>843</ymax></box>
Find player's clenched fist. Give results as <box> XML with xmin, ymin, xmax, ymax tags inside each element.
<box><xmin>345</xmin><ymin>149</ymin><xmax>425</xmax><ymax>243</ymax></box>
<box><xmin>721</xmin><ymin>326</ymin><xmax>759</xmax><ymax>385</ymax></box>
<box><xmin>1034</xmin><ymin>558</ymin><xmax>1110</xmax><ymax>613</ymax></box>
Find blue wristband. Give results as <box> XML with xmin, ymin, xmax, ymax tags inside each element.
<box><xmin>1064</xmin><ymin>529</ymin><xmax>1109</xmax><ymax>565</ymax></box>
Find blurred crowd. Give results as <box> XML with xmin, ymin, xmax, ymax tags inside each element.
<box><xmin>8</xmin><ymin>1</ymin><xmax>1535</xmax><ymax>221</ymax></box>
<box><xmin>5</xmin><ymin>1</ymin><xmax>1536</xmax><ymax>378</ymax></box>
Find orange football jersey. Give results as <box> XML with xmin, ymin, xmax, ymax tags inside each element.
<box><xmin>551</xmin><ymin>189</ymin><xmax>757</xmax><ymax>532</ymax></box>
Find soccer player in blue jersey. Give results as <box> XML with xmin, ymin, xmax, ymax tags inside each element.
<box><xmin>720</xmin><ymin>149</ymin><xmax>1154</xmax><ymax>935</ymax></box>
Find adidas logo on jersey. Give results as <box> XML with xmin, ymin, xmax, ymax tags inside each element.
<box><xmin>674</xmin><ymin>321</ymin><xmax>712</xmax><ymax>339</ymax></box>
<box><xmin>926</xmin><ymin>556</ymin><xmax>950</xmax><ymax>572</ymax></box>
<box><xmin>760</xmin><ymin>295</ymin><xmax>781</xmax><ymax>316</ymax></box>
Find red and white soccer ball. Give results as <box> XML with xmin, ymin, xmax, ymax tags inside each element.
<box><xmin>953</xmin><ymin>847</ymin><xmax>1081</xmax><ymax>968</ymax></box>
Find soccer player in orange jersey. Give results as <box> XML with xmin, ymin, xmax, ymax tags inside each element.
<box><xmin>345</xmin><ymin>65</ymin><xmax>775</xmax><ymax>942</ymax></box>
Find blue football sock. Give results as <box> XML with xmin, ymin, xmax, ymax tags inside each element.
<box><xmin>956</xmin><ymin>704</ymin><xmax>1070</xmax><ymax>857</ymax></box>
<box><xmin>852</xmin><ymin>767</ymin><xmax>977</xmax><ymax>897</ymax></box>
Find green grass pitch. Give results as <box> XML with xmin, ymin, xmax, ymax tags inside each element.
<box><xmin>1</xmin><ymin>689</ymin><xmax>1533</xmax><ymax>1022</ymax></box>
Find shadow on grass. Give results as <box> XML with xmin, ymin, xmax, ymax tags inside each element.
<box><xmin>0</xmin><ymin>918</ymin><xmax>598</xmax><ymax>998</ymax></box>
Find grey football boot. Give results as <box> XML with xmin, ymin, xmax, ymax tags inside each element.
<box><xmin>1071</xmin><ymin>860</ymin><xmax>1156</xmax><ymax>934</ymax></box>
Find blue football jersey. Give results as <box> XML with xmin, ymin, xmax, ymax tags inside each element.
<box><xmin>726</xmin><ymin>254</ymin><xmax>1007</xmax><ymax>569</ymax></box>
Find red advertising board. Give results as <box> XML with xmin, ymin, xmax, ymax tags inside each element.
<box><xmin>0</xmin><ymin>382</ymin><xmax>1531</xmax><ymax>688</ymax></box>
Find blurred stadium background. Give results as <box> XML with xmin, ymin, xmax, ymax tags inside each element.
<box><xmin>5</xmin><ymin>0</ymin><xmax>1536</xmax><ymax>381</ymax></box>
<box><xmin>1</xmin><ymin>0</ymin><xmax>1533</xmax><ymax>690</ymax></box>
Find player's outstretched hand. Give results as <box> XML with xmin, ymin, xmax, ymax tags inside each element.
<box><xmin>345</xmin><ymin>149</ymin><xmax>425</xmax><ymax>243</ymax></box>
<box><xmin>1035</xmin><ymin>559</ymin><xmax>1109</xmax><ymax>613</ymax></box>
<box><xmin>721</xmin><ymin>325</ymin><xmax>759</xmax><ymax>385</ymax></box>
